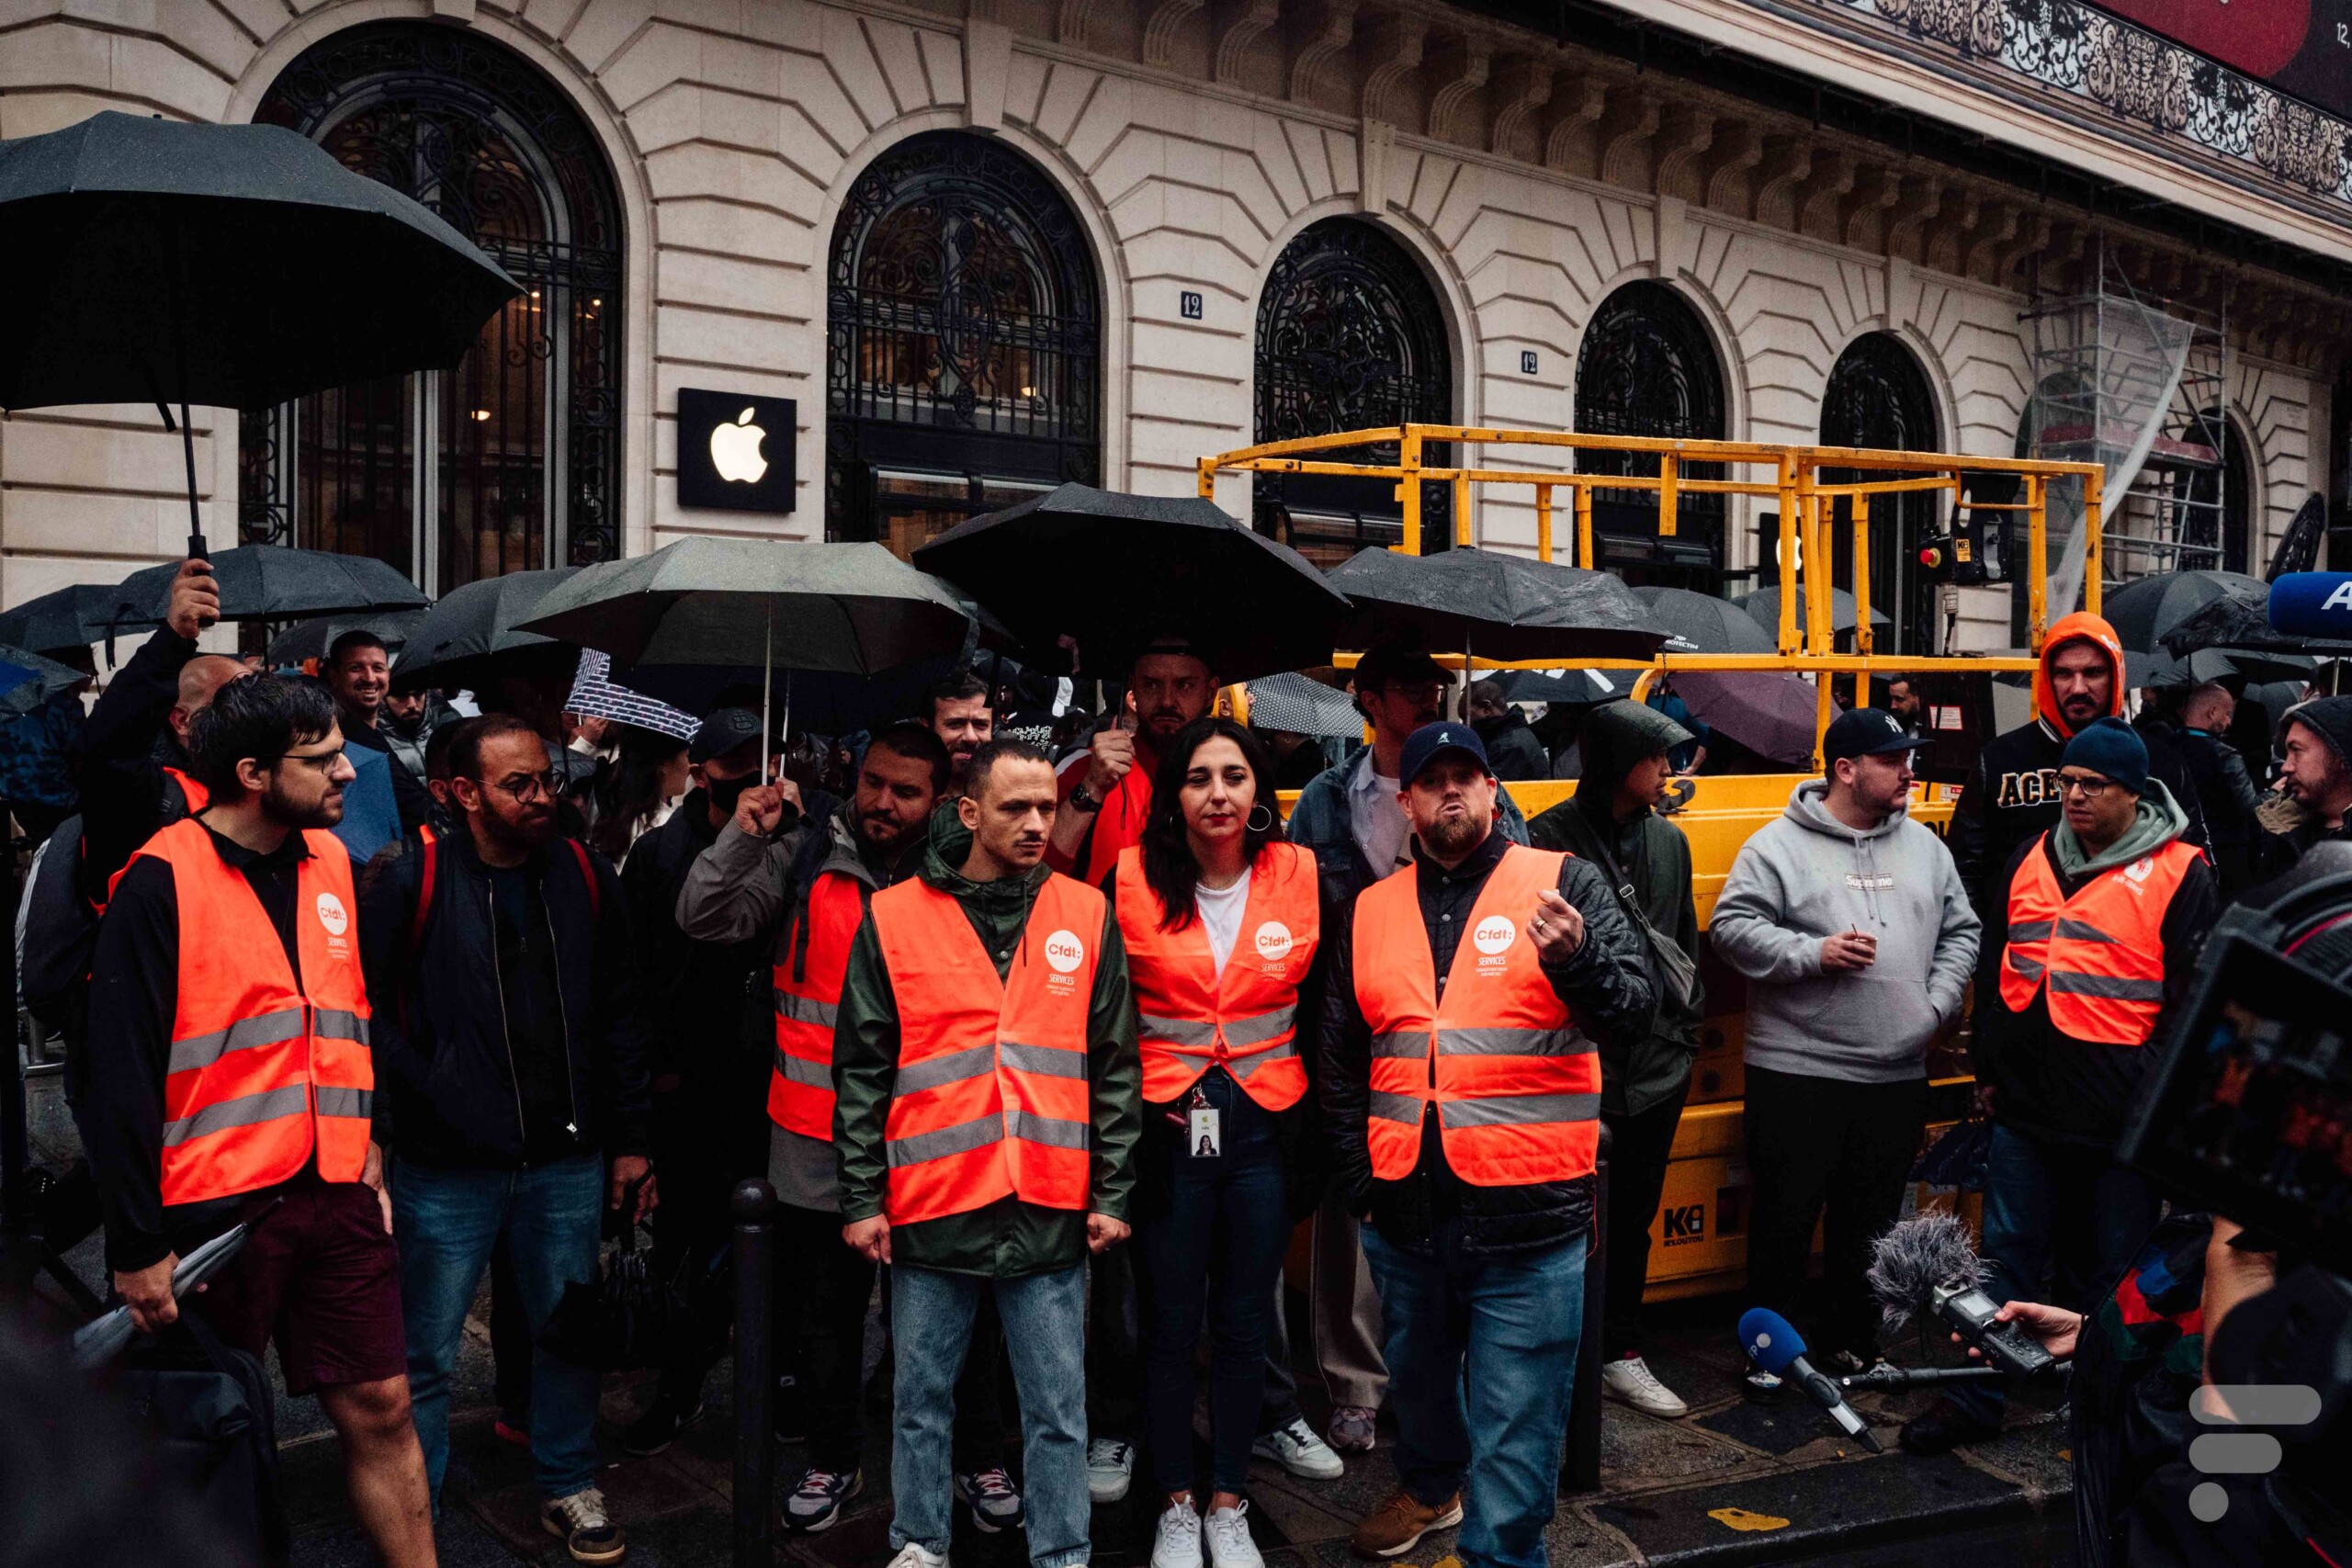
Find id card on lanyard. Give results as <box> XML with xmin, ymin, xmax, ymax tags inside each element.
<box><xmin>1187</xmin><ymin>1083</ymin><xmax>1220</xmax><ymax>1157</ymax></box>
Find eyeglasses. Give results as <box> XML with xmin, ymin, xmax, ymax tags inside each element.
<box><xmin>2055</xmin><ymin>773</ymin><xmax>2114</xmax><ymax>798</ymax></box>
<box><xmin>487</xmin><ymin>771</ymin><xmax>561</xmax><ymax>803</ymax></box>
<box><xmin>277</xmin><ymin>747</ymin><xmax>346</xmax><ymax>770</ymax></box>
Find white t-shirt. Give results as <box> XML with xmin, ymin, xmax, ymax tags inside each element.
<box><xmin>1193</xmin><ymin>866</ymin><xmax>1252</xmax><ymax>979</ymax></box>
<box><xmin>1347</xmin><ymin>751</ymin><xmax>1412</xmax><ymax>877</ymax></box>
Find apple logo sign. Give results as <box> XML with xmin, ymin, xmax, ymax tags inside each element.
<box><xmin>710</xmin><ymin>407</ymin><xmax>768</xmax><ymax>484</ymax></box>
<box><xmin>677</xmin><ymin>389</ymin><xmax>796</xmax><ymax>513</ymax></box>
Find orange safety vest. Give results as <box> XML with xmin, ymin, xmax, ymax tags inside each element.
<box><xmin>1352</xmin><ymin>843</ymin><xmax>1600</xmax><ymax>1188</ymax></box>
<box><xmin>1077</xmin><ymin>765</ymin><xmax>1154</xmax><ymax>888</ymax></box>
<box><xmin>868</xmin><ymin>872</ymin><xmax>1102</xmax><ymax>1224</ymax></box>
<box><xmin>164</xmin><ymin>764</ymin><xmax>209</xmax><ymax>817</ymax></box>
<box><xmin>127</xmin><ymin>818</ymin><xmax>374</xmax><ymax>1206</ymax></box>
<box><xmin>770</xmin><ymin>870</ymin><xmax>867</xmax><ymax>1138</ymax></box>
<box><xmin>1114</xmin><ymin>843</ymin><xmax>1317</xmax><ymax>1111</ymax></box>
<box><xmin>1998</xmin><ymin>834</ymin><xmax>2198</xmax><ymax>1045</ymax></box>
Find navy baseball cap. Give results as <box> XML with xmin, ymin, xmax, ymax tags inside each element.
<box><xmin>690</xmin><ymin>706</ymin><xmax>763</xmax><ymax>764</ymax></box>
<box><xmin>1397</xmin><ymin>721</ymin><xmax>1492</xmax><ymax>786</ymax></box>
<box><xmin>1823</xmin><ymin>706</ymin><xmax>1917</xmax><ymax>765</ymax></box>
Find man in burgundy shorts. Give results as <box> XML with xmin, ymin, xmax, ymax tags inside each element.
<box><xmin>81</xmin><ymin>674</ymin><xmax>435</xmax><ymax>1567</ymax></box>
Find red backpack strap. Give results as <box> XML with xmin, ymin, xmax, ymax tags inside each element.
<box><xmin>566</xmin><ymin>838</ymin><xmax>601</xmax><ymax>922</ymax></box>
<box><xmin>409</xmin><ymin>836</ymin><xmax>438</xmax><ymax>954</ymax></box>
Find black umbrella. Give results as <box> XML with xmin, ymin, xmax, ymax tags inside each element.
<box><xmin>0</xmin><ymin>583</ymin><xmax>114</xmax><ymax>656</ymax></box>
<box><xmin>1633</xmin><ymin>585</ymin><xmax>1775</xmax><ymax>654</ymax></box>
<box><xmin>0</xmin><ymin>643</ymin><xmax>92</xmax><ymax>718</ymax></box>
<box><xmin>2106</xmin><ymin>570</ymin><xmax>2269</xmax><ymax>653</ymax></box>
<box><xmin>1489</xmin><ymin>668</ymin><xmax>1641</xmax><ymax>705</ymax></box>
<box><xmin>266</xmin><ymin>607</ymin><xmax>431</xmax><ymax>669</ymax></box>
<box><xmin>0</xmin><ymin>110</ymin><xmax>520</xmax><ymax>555</ymax></box>
<box><xmin>1326</xmin><ymin>547</ymin><xmax>1666</xmax><ymax>663</ymax></box>
<box><xmin>99</xmin><ymin>545</ymin><xmax>425</xmax><ymax>632</ymax></box>
<box><xmin>912</xmin><ymin>483</ymin><xmax>1347</xmax><ymax>682</ymax></box>
<box><xmin>391</xmin><ymin>569</ymin><xmax>581</xmax><ymax>693</ymax></box>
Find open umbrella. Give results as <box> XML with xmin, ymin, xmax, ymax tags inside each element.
<box><xmin>100</xmin><ymin>545</ymin><xmax>426</xmax><ymax>631</ymax></box>
<box><xmin>913</xmin><ymin>484</ymin><xmax>1347</xmax><ymax>682</ymax></box>
<box><xmin>1490</xmin><ymin>668</ymin><xmax>1643</xmax><ymax>705</ymax></box>
<box><xmin>266</xmin><ymin>607</ymin><xmax>430</xmax><ymax>670</ymax></box>
<box><xmin>0</xmin><ymin>111</ymin><xmax>520</xmax><ymax>557</ymax></box>
<box><xmin>2104</xmin><ymin>570</ymin><xmax>2269</xmax><ymax>653</ymax></box>
<box><xmin>0</xmin><ymin>583</ymin><xmax>114</xmax><ymax>657</ymax></box>
<box><xmin>519</xmin><ymin>537</ymin><xmax>983</xmax><ymax>747</ymax></box>
<box><xmin>1244</xmin><ymin>671</ymin><xmax>1361</xmax><ymax>739</ymax></box>
<box><xmin>0</xmin><ymin>643</ymin><xmax>91</xmax><ymax>717</ymax></box>
<box><xmin>1673</xmin><ymin>670</ymin><xmax>1822</xmax><ymax>768</ymax></box>
<box><xmin>1327</xmin><ymin>547</ymin><xmax>1665</xmax><ymax>663</ymax></box>
<box><xmin>1734</xmin><ymin>584</ymin><xmax>1889</xmax><ymax>637</ymax></box>
<box><xmin>392</xmin><ymin>569</ymin><xmax>581</xmax><ymax>693</ymax></box>
<box><xmin>1633</xmin><ymin>585</ymin><xmax>1775</xmax><ymax>654</ymax></box>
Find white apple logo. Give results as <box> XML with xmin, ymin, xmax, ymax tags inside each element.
<box><xmin>708</xmin><ymin>405</ymin><xmax>768</xmax><ymax>484</ymax></box>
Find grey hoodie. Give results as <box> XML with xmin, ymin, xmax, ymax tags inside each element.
<box><xmin>1713</xmin><ymin>781</ymin><xmax>1983</xmax><ymax>1083</ymax></box>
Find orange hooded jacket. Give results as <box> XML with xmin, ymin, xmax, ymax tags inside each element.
<box><xmin>2031</xmin><ymin>611</ymin><xmax>2127</xmax><ymax>739</ymax></box>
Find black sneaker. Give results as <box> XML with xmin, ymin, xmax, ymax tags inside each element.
<box><xmin>621</xmin><ymin>1394</ymin><xmax>704</xmax><ymax>1457</ymax></box>
<box><xmin>781</xmin><ymin>1467</ymin><xmax>864</xmax><ymax>1534</ymax></box>
<box><xmin>956</xmin><ymin>1466</ymin><xmax>1025</xmax><ymax>1532</ymax></box>
<box><xmin>1899</xmin><ymin>1397</ymin><xmax>2001</xmax><ymax>1455</ymax></box>
<box><xmin>541</xmin><ymin>1486</ymin><xmax>627</xmax><ymax>1565</ymax></box>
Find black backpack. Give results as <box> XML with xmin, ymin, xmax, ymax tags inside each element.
<box><xmin>21</xmin><ymin>813</ymin><xmax>98</xmax><ymax>1039</ymax></box>
<box><xmin>118</xmin><ymin>1312</ymin><xmax>288</xmax><ymax>1567</ymax></box>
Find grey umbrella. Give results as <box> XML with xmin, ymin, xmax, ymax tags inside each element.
<box><xmin>0</xmin><ymin>583</ymin><xmax>114</xmax><ymax>656</ymax></box>
<box><xmin>1734</xmin><ymin>583</ymin><xmax>1890</xmax><ymax>637</ymax></box>
<box><xmin>517</xmin><ymin>537</ymin><xmax>981</xmax><ymax>746</ymax></box>
<box><xmin>1244</xmin><ymin>671</ymin><xmax>1361</xmax><ymax>739</ymax></box>
<box><xmin>1633</xmin><ymin>585</ymin><xmax>1775</xmax><ymax>654</ymax></box>
<box><xmin>266</xmin><ymin>607</ymin><xmax>430</xmax><ymax>669</ymax></box>
<box><xmin>391</xmin><ymin>568</ymin><xmax>581</xmax><ymax>692</ymax></box>
<box><xmin>99</xmin><ymin>545</ymin><xmax>427</xmax><ymax>631</ymax></box>
<box><xmin>1326</xmin><ymin>547</ymin><xmax>1666</xmax><ymax>663</ymax></box>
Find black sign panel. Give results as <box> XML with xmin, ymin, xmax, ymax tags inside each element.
<box><xmin>677</xmin><ymin>389</ymin><xmax>796</xmax><ymax>513</ymax></box>
<box><xmin>2092</xmin><ymin>0</ymin><xmax>2352</xmax><ymax>120</ymax></box>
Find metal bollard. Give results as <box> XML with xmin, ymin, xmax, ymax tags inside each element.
<box><xmin>1563</xmin><ymin>1120</ymin><xmax>1610</xmax><ymax>1494</ymax></box>
<box><xmin>732</xmin><ymin>1179</ymin><xmax>777</xmax><ymax>1568</ymax></box>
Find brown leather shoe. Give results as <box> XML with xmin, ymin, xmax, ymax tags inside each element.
<box><xmin>1350</xmin><ymin>1489</ymin><xmax>1464</xmax><ymax>1559</ymax></box>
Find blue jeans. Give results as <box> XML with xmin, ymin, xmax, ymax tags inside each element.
<box><xmin>393</xmin><ymin>1153</ymin><xmax>605</xmax><ymax>1504</ymax></box>
<box><xmin>892</xmin><ymin>1261</ymin><xmax>1090</xmax><ymax>1568</ymax></box>
<box><xmin>1946</xmin><ymin>1123</ymin><xmax>2159</xmax><ymax>1425</ymax></box>
<box><xmin>1136</xmin><ymin>1068</ymin><xmax>1295</xmax><ymax>1495</ymax></box>
<box><xmin>1362</xmin><ymin>1220</ymin><xmax>1587</xmax><ymax>1568</ymax></box>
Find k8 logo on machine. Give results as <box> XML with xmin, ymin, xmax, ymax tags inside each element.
<box><xmin>1661</xmin><ymin>1201</ymin><xmax>1707</xmax><ymax>1247</ymax></box>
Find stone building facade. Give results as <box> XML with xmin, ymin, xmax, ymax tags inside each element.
<box><xmin>5</xmin><ymin>0</ymin><xmax>2350</xmax><ymax>649</ymax></box>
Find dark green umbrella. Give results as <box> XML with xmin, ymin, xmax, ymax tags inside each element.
<box><xmin>0</xmin><ymin>109</ymin><xmax>520</xmax><ymax>556</ymax></box>
<box><xmin>391</xmin><ymin>569</ymin><xmax>581</xmax><ymax>693</ymax></box>
<box><xmin>266</xmin><ymin>607</ymin><xmax>431</xmax><ymax>669</ymax></box>
<box><xmin>1327</xmin><ymin>547</ymin><xmax>1665</xmax><ymax>662</ymax></box>
<box><xmin>913</xmin><ymin>483</ymin><xmax>1347</xmax><ymax>682</ymax></box>
<box><xmin>1634</xmin><ymin>585</ymin><xmax>1774</xmax><ymax>654</ymax></box>
<box><xmin>0</xmin><ymin>583</ymin><xmax>114</xmax><ymax>656</ymax></box>
<box><xmin>98</xmin><ymin>545</ymin><xmax>426</xmax><ymax>630</ymax></box>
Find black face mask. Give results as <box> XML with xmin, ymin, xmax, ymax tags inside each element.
<box><xmin>705</xmin><ymin>773</ymin><xmax>755</xmax><ymax>815</ymax></box>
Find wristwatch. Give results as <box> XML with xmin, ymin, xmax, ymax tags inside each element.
<box><xmin>1069</xmin><ymin>781</ymin><xmax>1104</xmax><ymax>813</ymax></box>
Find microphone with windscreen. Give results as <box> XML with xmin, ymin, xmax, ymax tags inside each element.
<box><xmin>1867</xmin><ymin>1212</ymin><xmax>2056</xmax><ymax>1381</ymax></box>
<box><xmin>1736</xmin><ymin>1306</ymin><xmax>1883</xmax><ymax>1452</ymax></box>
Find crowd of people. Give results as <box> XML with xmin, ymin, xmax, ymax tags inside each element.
<box><xmin>35</xmin><ymin>551</ymin><xmax>2352</xmax><ymax>1568</ymax></box>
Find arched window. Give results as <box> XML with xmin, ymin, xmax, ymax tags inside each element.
<box><xmin>1821</xmin><ymin>332</ymin><xmax>1940</xmax><ymax>651</ymax></box>
<box><xmin>1253</xmin><ymin>219</ymin><xmax>1453</xmax><ymax>562</ymax></box>
<box><xmin>2178</xmin><ymin>411</ymin><xmax>2252</xmax><ymax>576</ymax></box>
<box><xmin>826</xmin><ymin>131</ymin><xmax>1100</xmax><ymax>558</ymax></box>
<box><xmin>241</xmin><ymin>23</ymin><xmax>624</xmax><ymax>592</ymax></box>
<box><xmin>1573</xmin><ymin>282</ymin><xmax>1724</xmax><ymax>588</ymax></box>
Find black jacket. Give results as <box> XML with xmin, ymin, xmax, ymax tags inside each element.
<box><xmin>1951</xmin><ymin>717</ymin><xmax>2209</xmax><ymax>919</ymax></box>
<box><xmin>1970</xmin><ymin>832</ymin><xmax>2218</xmax><ymax>1149</ymax></box>
<box><xmin>2172</xmin><ymin>727</ymin><xmax>2263</xmax><ymax>895</ymax></box>
<box><xmin>1473</xmin><ymin>711</ymin><xmax>1550</xmax><ymax>783</ymax></box>
<box><xmin>361</xmin><ymin>827</ymin><xmax>653</xmax><ymax>1168</ymax></box>
<box><xmin>620</xmin><ymin>788</ymin><xmax>768</xmax><ymax>1089</ymax></box>
<box><xmin>72</xmin><ymin>627</ymin><xmax>201</xmax><ymax>904</ymax></box>
<box><xmin>1320</xmin><ymin>830</ymin><xmax>1655</xmax><ymax>1254</ymax></box>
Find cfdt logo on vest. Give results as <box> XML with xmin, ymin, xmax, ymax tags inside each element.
<box><xmin>1043</xmin><ymin>928</ymin><xmax>1086</xmax><ymax>994</ymax></box>
<box><xmin>1473</xmin><ymin>915</ymin><xmax>1517</xmax><ymax>972</ymax></box>
<box><xmin>1254</xmin><ymin>921</ymin><xmax>1294</xmax><ymax>964</ymax></box>
<box><xmin>315</xmin><ymin>891</ymin><xmax>352</xmax><ymax>957</ymax></box>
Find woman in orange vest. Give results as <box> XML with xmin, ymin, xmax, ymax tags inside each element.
<box><xmin>1114</xmin><ymin>716</ymin><xmax>1339</xmax><ymax>1568</ymax></box>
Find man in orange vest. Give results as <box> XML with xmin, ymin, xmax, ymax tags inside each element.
<box><xmin>1323</xmin><ymin>723</ymin><xmax>1654</xmax><ymax>1568</ymax></box>
<box><xmin>81</xmin><ymin>673</ymin><xmax>436</xmax><ymax>1568</ymax></box>
<box><xmin>1905</xmin><ymin>716</ymin><xmax>2217</xmax><ymax>1455</ymax></box>
<box><xmin>835</xmin><ymin>737</ymin><xmax>1140</xmax><ymax>1568</ymax></box>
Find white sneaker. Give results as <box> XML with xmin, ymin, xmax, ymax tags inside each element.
<box><xmin>1087</xmin><ymin>1437</ymin><xmax>1135</xmax><ymax>1503</ymax></box>
<box><xmin>887</xmin><ymin>1544</ymin><xmax>948</xmax><ymax>1568</ymax></box>
<box><xmin>1204</xmin><ymin>1503</ymin><xmax>1263</xmax><ymax>1568</ymax></box>
<box><xmin>1150</xmin><ymin>1501</ymin><xmax>1203</xmax><ymax>1568</ymax></box>
<box><xmin>1600</xmin><ymin>1354</ymin><xmax>1689</xmax><ymax>1418</ymax></box>
<box><xmin>1250</xmin><ymin>1415</ymin><xmax>1345</xmax><ymax>1479</ymax></box>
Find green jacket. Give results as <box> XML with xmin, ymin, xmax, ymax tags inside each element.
<box><xmin>832</xmin><ymin>811</ymin><xmax>1141</xmax><ymax>1278</ymax></box>
<box><xmin>1526</xmin><ymin>789</ymin><xmax>1704</xmax><ymax>1117</ymax></box>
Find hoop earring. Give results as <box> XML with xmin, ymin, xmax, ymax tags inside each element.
<box><xmin>1247</xmin><ymin>804</ymin><xmax>1275</xmax><ymax>832</ymax></box>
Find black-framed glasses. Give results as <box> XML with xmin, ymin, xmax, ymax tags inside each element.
<box><xmin>489</xmin><ymin>771</ymin><xmax>562</xmax><ymax>803</ymax></box>
<box><xmin>276</xmin><ymin>747</ymin><xmax>346</xmax><ymax>770</ymax></box>
<box><xmin>2055</xmin><ymin>773</ymin><xmax>2114</xmax><ymax>799</ymax></box>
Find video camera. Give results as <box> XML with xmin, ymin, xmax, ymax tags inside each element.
<box><xmin>2118</xmin><ymin>840</ymin><xmax>2352</xmax><ymax>1559</ymax></box>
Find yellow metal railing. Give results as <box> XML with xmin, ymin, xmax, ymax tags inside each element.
<box><xmin>1202</xmin><ymin>427</ymin><xmax>2105</xmax><ymax>765</ymax></box>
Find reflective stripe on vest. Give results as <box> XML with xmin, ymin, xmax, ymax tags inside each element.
<box><xmin>770</xmin><ymin>871</ymin><xmax>867</xmax><ymax>1139</ymax></box>
<box><xmin>1997</xmin><ymin>834</ymin><xmax>2198</xmax><ymax>1045</ymax></box>
<box><xmin>131</xmin><ymin>818</ymin><xmax>374</xmax><ymax>1205</ymax></box>
<box><xmin>868</xmin><ymin>872</ymin><xmax>1103</xmax><ymax>1224</ymax></box>
<box><xmin>1114</xmin><ymin>843</ymin><xmax>1318</xmax><ymax>1111</ymax></box>
<box><xmin>1351</xmin><ymin>844</ymin><xmax>1600</xmax><ymax>1188</ymax></box>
